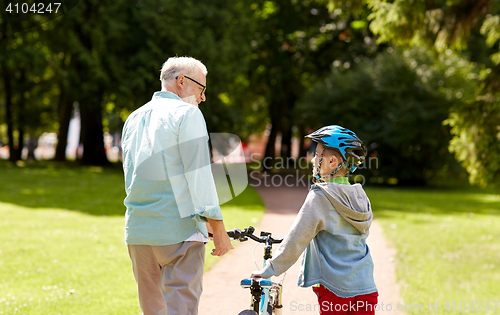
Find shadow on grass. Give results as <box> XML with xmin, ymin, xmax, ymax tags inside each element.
<box><xmin>0</xmin><ymin>162</ymin><xmax>264</xmax><ymax>217</ymax></box>
<box><xmin>0</xmin><ymin>162</ymin><xmax>127</xmax><ymax>216</ymax></box>
<box><xmin>365</xmin><ymin>186</ymin><xmax>500</xmax><ymax>219</ymax></box>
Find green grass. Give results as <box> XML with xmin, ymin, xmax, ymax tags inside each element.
<box><xmin>0</xmin><ymin>162</ymin><xmax>264</xmax><ymax>315</ymax></box>
<box><xmin>366</xmin><ymin>186</ymin><xmax>500</xmax><ymax>315</ymax></box>
<box><xmin>4</xmin><ymin>161</ymin><xmax>498</xmax><ymax>315</ymax></box>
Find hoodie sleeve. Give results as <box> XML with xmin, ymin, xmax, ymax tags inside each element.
<box><xmin>260</xmin><ymin>188</ymin><xmax>331</xmax><ymax>279</ymax></box>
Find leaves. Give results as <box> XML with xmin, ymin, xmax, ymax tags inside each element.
<box><xmin>298</xmin><ymin>46</ymin><xmax>478</xmax><ymax>184</ymax></box>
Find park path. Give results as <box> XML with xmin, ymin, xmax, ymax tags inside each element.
<box><xmin>199</xmin><ymin>179</ymin><xmax>405</xmax><ymax>314</ymax></box>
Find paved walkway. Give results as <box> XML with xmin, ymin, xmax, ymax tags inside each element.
<box><xmin>199</xmin><ymin>180</ymin><xmax>404</xmax><ymax>314</ymax></box>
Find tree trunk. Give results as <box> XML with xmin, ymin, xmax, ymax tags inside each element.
<box><xmin>297</xmin><ymin>124</ymin><xmax>307</xmax><ymax>158</ymax></box>
<box><xmin>54</xmin><ymin>87</ymin><xmax>72</xmax><ymax>161</ymax></box>
<box><xmin>263</xmin><ymin>121</ymin><xmax>279</xmax><ymax>172</ymax></box>
<box><xmin>281</xmin><ymin>125</ymin><xmax>292</xmax><ymax>160</ymax></box>
<box><xmin>79</xmin><ymin>92</ymin><xmax>110</xmax><ymax>166</ymax></box>
<box><xmin>15</xmin><ymin>127</ymin><xmax>24</xmax><ymax>161</ymax></box>
<box><xmin>2</xmin><ymin>65</ymin><xmax>17</xmax><ymax>163</ymax></box>
<box><xmin>14</xmin><ymin>70</ymin><xmax>26</xmax><ymax>161</ymax></box>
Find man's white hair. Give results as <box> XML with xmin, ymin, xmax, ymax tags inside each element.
<box><xmin>160</xmin><ymin>56</ymin><xmax>207</xmax><ymax>87</ymax></box>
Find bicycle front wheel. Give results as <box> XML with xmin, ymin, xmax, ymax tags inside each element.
<box><xmin>236</xmin><ymin>305</ymin><xmax>272</xmax><ymax>315</ymax></box>
<box><xmin>266</xmin><ymin>304</ymin><xmax>273</xmax><ymax>315</ymax></box>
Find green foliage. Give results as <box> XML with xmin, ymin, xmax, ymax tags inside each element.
<box><xmin>249</xmin><ymin>0</ymin><xmax>378</xmax><ymax>95</ymax></box>
<box><xmin>445</xmin><ymin>91</ymin><xmax>500</xmax><ymax>187</ymax></box>
<box><xmin>321</xmin><ymin>0</ymin><xmax>500</xmax><ymax>187</ymax></box>
<box><xmin>248</xmin><ymin>0</ymin><xmax>381</xmax><ymax>159</ymax></box>
<box><xmin>1</xmin><ymin>0</ymin><xmax>257</xmax><ymax>162</ymax></box>
<box><xmin>445</xmin><ymin>10</ymin><xmax>500</xmax><ymax>188</ymax></box>
<box><xmin>87</xmin><ymin>0</ymin><xmax>257</xmax><ymax>137</ymax></box>
<box><xmin>0</xmin><ymin>17</ymin><xmax>59</xmax><ymax>136</ymax></box>
<box><xmin>370</xmin><ymin>0</ymin><xmax>500</xmax><ymax>188</ymax></box>
<box><xmin>298</xmin><ymin>46</ymin><xmax>478</xmax><ymax>184</ymax></box>
<box><xmin>317</xmin><ymin>0</ymin><xmax>366</xmax><ymax>16</ymax></box>
<box><xmin>367</xmin><ymin>0</ymin><xmax>493</xmax><ymax>52</ymax></box>
<box><xmin>482</xmin><ymin>14</ymin><xmax>500</xmax><ymax>49</ymax></box>
<box><xmin>1</xmin><ymin>0</ymin><xmax>498</xmax><ymax>186</ymax></box>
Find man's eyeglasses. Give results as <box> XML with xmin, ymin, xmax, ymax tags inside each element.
<box><xmin>176</xmin><ymin>75</ymin><xmax>206</xmax><ymax>95</ymax></box>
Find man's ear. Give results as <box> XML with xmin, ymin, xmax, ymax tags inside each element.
<box><xmin>176</xmin><ymin>75</ymin><xmax>185</xmax><ymax>89</ymax></box>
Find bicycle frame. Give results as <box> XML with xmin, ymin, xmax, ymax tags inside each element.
<box><xmin>226</xmin><ymin>227</ymin><xmax>284</xmax><ymax>315</ymax></box>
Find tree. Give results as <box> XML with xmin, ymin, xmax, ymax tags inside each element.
<box><xmin>369</xmin><ymin>0</ymin><xmax>500</xmax><ymax>186</ymax></box>
<box><xmin>298</xmin><ymin>46</ymin><xmax>479</xmax><ymax>184</ymax></box>
<box><xmin>1</xmin><ymin>0</ymin><xmax>257</xmax><ymax>165</ymax></box>
<box><xmin>246</xmin><ymin>0</ymin><xmax>380</xmax><ymax>170</ymax></box>
<box><xmin>70</xmin><ymin>0</ymin><xmax>256</xmax><ymax>164</ymax></box>
<box><xmin>0</xmin><ymin>11</ymin><xmax>58</xmax><ymax>163</ymax></box>
<box><xmin>326</xmin><ymin>0</ymin><xmax>500</xmax><ymax>186</ymax></box>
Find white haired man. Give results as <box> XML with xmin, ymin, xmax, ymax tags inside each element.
<box><xmin>122</xmin><ymin>56</ymin><xmax>234</xmax><ymax>315</ymax></box>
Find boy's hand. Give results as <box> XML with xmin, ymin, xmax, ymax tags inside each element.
<box><xmin>250</xmin><ymin>271</ymin><xmax>265</xmax><ymax>279</ymax></box>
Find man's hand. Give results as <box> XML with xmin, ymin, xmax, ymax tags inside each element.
<box><xmin>250</xmin><ymin>271</ymin><xmax>263</xmax><ymax>279</ymax></box>
<box><xmin>206</xmin><ymin>219</ymin><xmax>234</xmax><ymax>256</ymax></box>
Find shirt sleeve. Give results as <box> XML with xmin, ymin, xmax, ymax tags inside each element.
<box><xmin>177</xmin><ymin>107</ymin><xmax>223</xmax><ymax>222</ymax></box>
<box><xmin>260</xmin><ymin>189</ymin><xmax>330</xmax><ymax>279</ymax></box>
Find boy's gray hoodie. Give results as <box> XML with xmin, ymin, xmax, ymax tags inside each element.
<box><xmin>260</xmin><ymin>181</ymin><xmax>377</xmax><ymax>298</ymax></box>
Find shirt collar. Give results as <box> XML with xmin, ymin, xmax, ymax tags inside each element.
<box><xmin>328</xmin><ymin>176</ymin><xmax>351</xmax><ymax>185</ymax></box>
<box><xmin>152</xmin><ymin>91</ymin><xmax>182</xmax><ymax>101</ymax></box>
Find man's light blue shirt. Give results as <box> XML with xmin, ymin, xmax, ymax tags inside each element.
<box><xmin>122</xmin><ymin>91</ymin><xmax>223</xmax><ymax>245</ymax></box>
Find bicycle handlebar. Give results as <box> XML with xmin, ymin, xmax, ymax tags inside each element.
<box><xmin>226</xmin><ymin>226</ymin><xmax>283</xmax><ymax>244</ymax></box>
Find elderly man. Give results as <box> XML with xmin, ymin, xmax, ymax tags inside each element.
<box><xmin>121</xmin><ymin>56</ymin><xmax>233</xmax><ymax>315</ymax></box>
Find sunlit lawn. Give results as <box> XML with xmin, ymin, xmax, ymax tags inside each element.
<box><xmin>0</xmin><ymin>162</ymin><xmax>264</xmax><ymax>315</ymax></box>
<box><xmin>2</xmin><ymin>161</ymin><xmax>499</xmax><ymax>315</ymax></box>
<box><xmin>367</xmin><ymin>186</ymin><xmax>500</xmax><ymax>315</ymax></box>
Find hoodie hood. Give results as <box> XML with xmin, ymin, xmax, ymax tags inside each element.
<box><xmin>312</xmin><ymin>182</ymin><xmax>372</xmax><ymax>234</ymax></box>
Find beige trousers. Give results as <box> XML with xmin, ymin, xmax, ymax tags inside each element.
<box><xmin>128</xmin><ymin>242</ymin><xmax>205</xmax><ymax>315</ymax></box>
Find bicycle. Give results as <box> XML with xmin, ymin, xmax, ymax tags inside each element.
<box><xmin>227</xmin><ymin>226</ymin><xmax>285</xmax><ymax>315</ymax></box>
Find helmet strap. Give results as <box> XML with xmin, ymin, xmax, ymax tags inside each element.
<box><xmin>313</xmin><ymin>150</ymin><xmax>347</xmax><ymax>183</ymax></box>
<box><xmin>312</xmin><ymin>148</ymin><xmax>324</xmax><ymax>183</ymax></box>
<box><xmin>316</xmin><ymin>161</ymin><xmax>347</xmax><ymax>183</ymax></box>
<box><xmin>329</xmin><ymin>161</ymin><xmax>347</xmax><ymax>178</ymax></box>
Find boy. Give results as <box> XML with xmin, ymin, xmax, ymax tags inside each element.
<box><xmin>251</xmin><ymin>125</ymin><xmax>378</xmax><ymax>315</ymax></box>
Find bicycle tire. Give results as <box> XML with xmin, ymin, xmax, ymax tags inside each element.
<box><xmin>236</xmin><ymin>306</ymin><xmax>272</xmax><ymax>315</ymax></box>
<box><xmin>266</xmin><ymin>304</ymin><xmax>273</xmax><ymax>315</ymax></box>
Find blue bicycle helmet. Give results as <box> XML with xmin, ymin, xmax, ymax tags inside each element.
<box><xmin>306</xmin><ymin>125</ymin><xmax>367</xmax><ymax>177</ymax></box>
